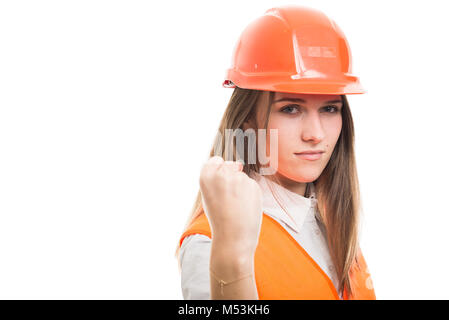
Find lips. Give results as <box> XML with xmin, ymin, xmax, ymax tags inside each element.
<box><xmin>294</xmin><ymin>151</ymin><xmax>324</xmax><ymax>161</ymax></box>
<box><xmin>295</xmin><ymin>150</ymin><xmax>324</xmax><ymax>155</ymax></box>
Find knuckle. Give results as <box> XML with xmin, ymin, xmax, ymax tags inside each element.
<box><xmin>208</xmin><ymin>155</ymin><xmax>224</xmax><ymax>165</ymax></box>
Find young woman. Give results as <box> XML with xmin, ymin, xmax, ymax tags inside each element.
<box><xmin>176</xmin><ymin>5</ymin><xmax>376</xmax><ymax>300</ymax></box>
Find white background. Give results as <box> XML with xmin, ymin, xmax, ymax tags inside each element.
<box><xmin>0</xmin><ymin>0</ymin><xmax>448</xmax><ymax>299</ymax></box>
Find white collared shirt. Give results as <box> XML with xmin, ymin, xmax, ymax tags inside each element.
<box><xmin>179</xmin><ymin>171</ymin><xmax>341</xmax><ymax>299</ymax></box>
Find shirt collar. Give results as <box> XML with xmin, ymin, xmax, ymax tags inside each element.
<box><xmin>249</xmin><ymin>170</ymin><xmax>318</xmax><ymax>233</ymax></box>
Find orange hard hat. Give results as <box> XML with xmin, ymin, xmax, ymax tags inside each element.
<box><xmin>222</xmin><ymin>5</ymin><xmax>365</xmax><ymax>95</ymax></box>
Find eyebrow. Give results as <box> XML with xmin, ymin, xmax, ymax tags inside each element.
<box><xmin>273</xmin><ymin>97</ymin><xmax>343</xmax><ymax>104</ymax></box>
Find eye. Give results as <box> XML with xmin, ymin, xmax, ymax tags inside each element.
<box><xmin>322</xmin><ymin>105</ymin><xmax>340</xmax><ymax>113</ymax></box>
<box><xmin>280</xmin><ymin>104</ymin><xmax>300</xmax><ymax>114</ymax></box>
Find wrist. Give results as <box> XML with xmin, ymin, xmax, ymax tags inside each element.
<box><xmin>211</xmin><ymin>236</ymin><xmax>257</xmax><ymax>261</ymax></box>
<box><xmin>210</xmin><ymin>241</ymin><xmax>255</xmax><ymax>276</ymax></box>
<box><xmin>211</xmin><ymin>232</ymin><xmax>257</xmax><ymax>257</ymax></box>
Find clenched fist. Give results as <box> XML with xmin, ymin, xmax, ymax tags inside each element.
<box><xmin>199</xmin><ymin>156</ymin><xmax>263</xmax><ymax>256</ymax></box>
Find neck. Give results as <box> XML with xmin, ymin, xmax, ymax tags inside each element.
<box><xmin>266</xmin><ymin>172</ymin><xmax>308</xmax><ymax>197</ymax></box>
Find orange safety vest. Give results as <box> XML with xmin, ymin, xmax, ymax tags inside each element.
<box><xmin>179</xmin><ymin>211</ymin><xmax>376</xmax><ymax>300</ymax></box>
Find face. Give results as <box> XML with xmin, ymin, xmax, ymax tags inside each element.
<box><xmin>246</xmin><ymin>91</ymin><xmax>343</xmax><ymax>189</ymax></box>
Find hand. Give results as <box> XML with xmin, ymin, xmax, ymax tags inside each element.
<box><xmin>199</xmin><ymin>156</ymin><xmax>263</xmax><ymax>255</ymax></box>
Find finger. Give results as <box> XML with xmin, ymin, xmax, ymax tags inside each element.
<box><xmin>201</xmin><ymin>156</ymin><xmax>224</xmax><ymax>173</ymax></box>
<box><xmin>222</xmin><ymin>160</ymin><xmax>243</xmax><ymax>172</ymax></box>
<box><xmin>228</xmin><ymin>160</ymin><xmax>243</xmax><ymax>172</ymax></box>
<box><xmin>209</xmin><ymin>155</ymin><xmax>224</xmax><ymax>164</ymax></box>
<box><xmin>199</xmin><ymin>156</ymin><xmax>224</xmax><ymax>187</ymax></box>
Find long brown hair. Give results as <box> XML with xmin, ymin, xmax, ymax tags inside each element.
<box><xmin>175</xmin><ymin>86</ymin><xmax>363</xmax><ymax>298</ymax></box>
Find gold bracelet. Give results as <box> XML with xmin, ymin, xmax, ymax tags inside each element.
<box><xmin>209</xmin><ymin>268</ymin><xmax>254</xmax><ymax>296</ymax></box>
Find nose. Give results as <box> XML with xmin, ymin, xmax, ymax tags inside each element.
<box><xmin>301</xmin><ymin>111</ymin><xmax>324</xmax><ymax>143</ymax></box>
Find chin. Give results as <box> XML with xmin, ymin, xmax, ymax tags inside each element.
<box><xmin>278</xmin><ymin>168</ymin><xmax>321</xmax><ymax>183</ymax></box>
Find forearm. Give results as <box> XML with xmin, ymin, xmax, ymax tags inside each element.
<box><xmin>209</xmin><ymin>239</ymin><xmax>259</xmax><ymax>300</ymax></box>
